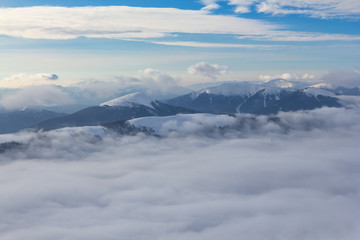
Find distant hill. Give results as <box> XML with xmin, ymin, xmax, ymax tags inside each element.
<box><xmin>0</xmin><ymin>109</ymin><xmax>66</xmax><ymax>134</ymax></box>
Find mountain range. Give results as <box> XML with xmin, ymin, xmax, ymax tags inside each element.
<box><xmin>34</xmin><ymin>93</ymin><xmax>197</xmax><ymax>131</ymax></box>
<box><xmin>166</xmin><ymin>79</ymin><xmax>347</xmax><ymax>114</ymax></box>
<box><xmin>0</xmin><ymin>79</ymin><xmax>359</xmax><ymax>134</ymax></box>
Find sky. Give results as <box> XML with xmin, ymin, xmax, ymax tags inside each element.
<box><xmin>0</xmin><ymin>0</ymin><xmax>359</xmax><ymax>89</ymax></box>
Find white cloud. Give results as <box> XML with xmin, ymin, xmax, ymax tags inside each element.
<box><xmin>72</xmin><ymin>77</ymin><xmax>141</xmax><ymax>99</ymax></box>
<box><xmin>0</xmin><ymin>85</ymin><xmax>73</xmax><ymax>110</ymax></box>
<box><xmin>0</xmin><ymin>6</ymin><xmax>359</xmax><ymax>44</ymax></box>
<box><xmin>256</xmin><ymin>0</ymin><xmax>360</xmax><ymax>19</ymax></box>
<box><xmin>322</xmin><ymin>68</ymin><xmax>360</xmax><ymax>87</ymax></box>
<box><xmin>302</xmin><ymin>73</ymin><xmax>316</xmax><ymax>80</ymax></box>
<box><xmin>0</xmin><ymin>6</ymin><xmax>278</xmax><ymax>40</ymax></box>
<box><xmin>259</xmin><ymin>72</ymin><xmax>317</xmax><ymax>81</ymax></box>
<box><xmin>0</xmin><ymin>73</ymin><xmax>59</xmax><ymax>88</ymax></box>
<box><xmin>201</xmin><ymin>0</ymin><xmax>221</xmax><ymax>11</ymax></box>
<box><xmin>228</xmin><ymin>0</ymin><xmax>255</xmax><ymax>13</ymax></box>
<box><xmin>259</xmin><ymin>73</ymin><xmax>293</xmax><ymax>81</ymax></box>
<box><xmin>188</xmin><ymin>62</ymin><xmax>230</xmax><ymax>79</ymax></box>
<box><xmin>138</xmin><ymin>68</ymin><xmax>181</xmax><ymax>94</ymax></box>
<box><xmin>0</xmin><ymin>108</ymin><xmax>360</xmax><ymax>239</ymax></box>
<box><xmin>202</xmin><ymin>0</ymin><xmax>360</xmax><ymax>19</ymax></box>
<box><xmin>72</xmin><ymin>69</ymin><xmax>187</xmax><ymax>101</ymax></box>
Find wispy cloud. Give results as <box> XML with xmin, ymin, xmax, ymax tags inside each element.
<box><xmin>0</xmin><ymin>6</ymin><xmax>278</xmax><ymax>40</ymax></box>
<box><xmin>0</xmin><ymin>73</ymin><xmax>59</xmax><ymax>88</ymax></box>
<box><xmin>202</xmin><ymin>0</ymin><xmax>255</xmax><ymax>13</ymax></box>
<box><xmin>237</xmin><ymin>32</ymin><xmax>360</xmax><ymax>42</ymax></box>
<box><xmin>0</xmin><ymin>85</ymin><xmax>73</xmax><ymax>110</ymax></box>
<box><xmin>202</xmin><ymin>0</ymin><xmax>360</xmax><ymax>19</ymax></box>
<box><xmin>152</xmin><ymin>41</ymin><xmax>277</xmax><ymax>49</ymax></box>
<box><xmin>0</xmin><ymin>6</ymin><xmax>359</xmax><ymax>44</ymax></box>
<box><xmin>201</xmin><ymin>0</ymin><xmax>221</xmax><ymax>11</ymax></box>
<box><xmin>72</xmin><ymin>69</ymin><xmax>187</xmax><ymax>100</ymax></box>
<box><xmin>256</xmin><ymin>0</ymin><xmax>360</xmax><ymax>19</ymax></box>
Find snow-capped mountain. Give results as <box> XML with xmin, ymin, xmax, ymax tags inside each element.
<box><xmin>6</xmin><ymin>80</ymin><xmax>358</xmax><ymax>133</ymax></box>
<box><xmin>35</xmin><ymin>93</ymin><xmax>197</xmax><ymax>130</ymax></box>
<box><xmin>190</xmin><ymin>82</ymin><xmax>261</xmax><ymax>99</ymax></box>
<box><xmin>167</xmin><ymin>79</ymin><xmax>342</xmax><ymax>115</ymax></box>
<box><xmin>99</xmin><ymin>93</ymin><xmax>156</xmax><ymax>109</ymax></box>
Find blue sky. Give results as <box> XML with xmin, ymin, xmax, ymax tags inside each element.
<box><xmin>0</xmin><ymin>0</ymin><xmax>359</xmax><ymax>87</ymax></box>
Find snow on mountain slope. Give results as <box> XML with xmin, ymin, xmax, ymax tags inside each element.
<box><xmin>310</xmin><ymin>83</ymin><xmax>332</xmax><ymax>89</ymax></box>
<box><xmin>100</xmin><ymin>93</ymin><xmax>155</xmax><ymax>109</ymax></box>
<box><xmin>303</xmin><ymin>87</ymin><xmax>335</xmax><ymax>97</ymax></box>
<box><xmin>191</xmin><ymin>82</ymin><xmax>261</xmax><ymax>99</ymax></box>
<box><xmin>190</xmin><ymin>79</ymin><xmax>313</xmax><ymax>100</ymax></box>
<box><xmin>167</xmin><ymin>79</ymin><xmax>345</xmax><ymax>115</ymax></box>
<box><xmin>259</xmin><ymin>79</ymin><xmax>310</xmax><ymax>96</ymax></box>
<box><xmin>129</xmin><ymin>113</ymin><xmax>236</xmax><ymax>135</ymax></box>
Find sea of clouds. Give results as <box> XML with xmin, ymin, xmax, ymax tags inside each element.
<box><xmin>1</xmin><ymin>107</ymin><xmax>360</xmax><ymax>240</ymax></box>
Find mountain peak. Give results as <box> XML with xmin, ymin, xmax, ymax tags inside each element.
<box><xmin>99</xmin><ymin>93</ymin><xmax>155</xmax><ymax>109</ymax></box>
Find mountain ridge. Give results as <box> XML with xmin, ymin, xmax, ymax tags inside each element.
<box><xmin>166</xmin><ymin>79</ymin><xmax>344</xmax><ymax>115</ymax></box>
<box><xmin>2</xmin><ymin>80</ymin><xmax>359</xmax><ymax>133</ymax></box>
<box><xmin>34</xmin><ymin>93</ymin><xmax>198</xmax><ymax>131</ymax></box>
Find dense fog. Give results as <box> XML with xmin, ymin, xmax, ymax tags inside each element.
<box><xmin>1</xmin><ymin>107</ymin><xmax>360</xmax><ymax>240</ymax></box>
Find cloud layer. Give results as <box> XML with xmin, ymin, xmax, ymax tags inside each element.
<box><xmin>0</xmin><ymin>108</ymin><xmax>360</xmax><ymax>239</ymax></box>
